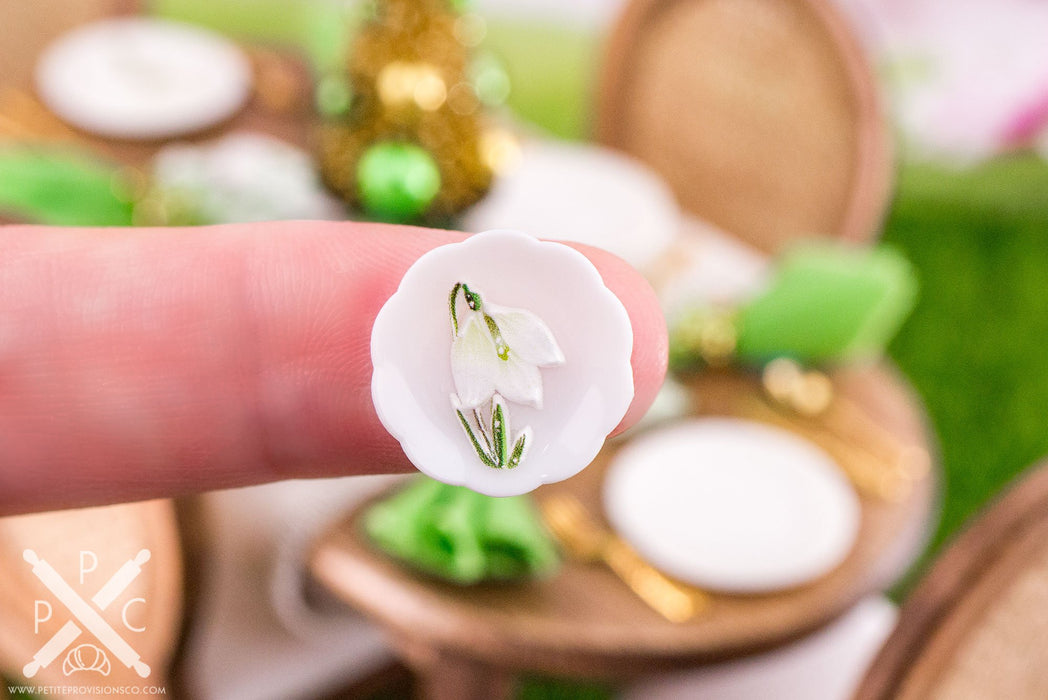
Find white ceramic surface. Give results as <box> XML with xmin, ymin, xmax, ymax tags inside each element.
<box><xmin>461</xmin><ymin>141</ymin><xmax>680</xmax><ymax>272</ymax></box>
<box><xmin>657</xmin><ymin>216</ymin><xmax>770</xmax><ymax>319</ymax></box>
<box><xmin>372</xmin><ymin>230</ymin><xmax>634</xmax><ymax>496</ymax></box>
<box><xmin>153</xmin><ymin>132</ymin><xmax>344</xmax><ymax>223</ymax></box>
<box><xmin>604</xmin><ymin>418</ymin><xmax>861</xmax><ymax>593</ymax></box>
<box><xmin>36</xmin><ymin>18</ymin><xmax>252</xmax><ymax>140</ymax></box>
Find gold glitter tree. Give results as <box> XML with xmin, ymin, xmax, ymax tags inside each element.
<box><xmin>316</xmin><ymin>0</ymin><xmax>503</xmax><ymax>224</ymax></box>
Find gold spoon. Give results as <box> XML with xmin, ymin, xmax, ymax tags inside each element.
<box><xmin>540</xmin><ymin>492</ymin><xmax>709</xmax><ymax>623</ymax></box>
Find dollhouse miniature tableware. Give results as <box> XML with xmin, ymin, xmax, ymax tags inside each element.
<box><xmin>604</xmin><ymin>418</ymin><xmax>861</xmax><ymax>593</ymax></box>
<box><xmin>371</xmin><ymin>230</ymin><xmax>634</xmax><ymax>497</ymax></box>
<box><xmin>461</xmin><ymin>141</ymin><xmax>679</xmax><ymax>272</ymax></box>
<box><xmin>35</xmin><ymin>18</ymin><xmax>252</xmax><ymax>140</ymax></box>
<box><xmin>152</xmin><ymin>132</ymin><xmax>344</xmax><ymax>224</ymax></box>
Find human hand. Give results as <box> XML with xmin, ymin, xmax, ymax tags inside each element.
<box><xmin>0</xmin><ymin>222</ymin><xmax>667</xmax><ymax>514</ymax></box>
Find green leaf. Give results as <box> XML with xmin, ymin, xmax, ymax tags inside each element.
<box><xmin>508</xmin><ymin>430</ymin><xmax>529</xmax><ymax>469</ymax></box>
<box><xmin>490</xmin><ymin>397</ymin><xmax>508</xmax><ymax>467</ymax></box>
<box><xmin>0</xmin><ymin>145</ymin><xmax>135</xmax><ymax>226</ymax></box>
<box><xmin>456</xmin><ymin>410</ymin><xmax>496</xmax><ymax>468</ymax></box>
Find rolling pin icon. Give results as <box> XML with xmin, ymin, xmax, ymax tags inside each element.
<box><xmin>23</xmin><ymin>549</ymin><xmax>151</xmax><ymax>678</ymax></box>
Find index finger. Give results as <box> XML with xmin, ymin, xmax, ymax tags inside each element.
<box><xmin>0</xmin><ymin>221</ymin><xmax>666</xmax><ymax>513</ymax></box>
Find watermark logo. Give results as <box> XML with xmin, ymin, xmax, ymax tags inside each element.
<box><xmin>23</xmin><ymin>549</ymin><xmax>152</xmax><ymax>679</ymax></box>
<box><xmin>62</xmin><ymin>644</ymin><xmax>111</xmax><ymax>677</ymax></box>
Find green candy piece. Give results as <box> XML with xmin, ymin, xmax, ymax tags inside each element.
<box><xmin>736</xmin><ymin>243</ymin><xmax>918</xmax><ymax>364</ymax></box>
<box><xmin>355</xmin><ymin>141</ymin><xmax>441</xmax><ymax>222</ymax></box>
<box><xmin>365</xmin><ymin>477</ymin><xmax>560</xmax><ymax>584</ymax></box>
<box><xmin>0</xmin><ymin>145</ymin><xmax>135</xmax><ymax>227</ymax></box>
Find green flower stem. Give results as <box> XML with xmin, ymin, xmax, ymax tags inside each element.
<box><xmin>450</xmin><ymin>282</ymin><xmax>483</xmax><ymax>334</ymax></box>
<box><xmin>450</xmin><ymin>282</ymin><xmax>506</xmax><ymax>356</ymax></box>
<box><xmin>449</xmin><ymin>282</ymin><xmax>462</xmax><ymax>335</ymax></box>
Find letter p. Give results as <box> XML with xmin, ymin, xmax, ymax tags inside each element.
<box><xmin>34</xmin><ymin>600</ymin><xmax>52</xmax><ymax>634</ymax></box>
<box><xmin>79</xmin><ymin>550</ymin><xmax>98</xmax><ymax>584</ymax></box>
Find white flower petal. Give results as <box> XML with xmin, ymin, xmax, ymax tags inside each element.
<box><xmin>486</xmin><ymin>304</ymin><xmax>565</xmax><ymax>366</ymax></box>
<box><xmin>493</xmin><ymin>352</ymin><xmax>544</xmax><ymax>408</ymax></box>
<box><xmin>450</xmin><ymin>316</ymin><xmax>499</xmax><ymax>408</ymax></box>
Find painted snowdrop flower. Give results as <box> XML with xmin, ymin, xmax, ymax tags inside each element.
<box><xmin>371</xmin><ymin>230</ymin><xmax>634</xmax><ymax>496</ymax></box>
<box><xmin>449</xmin><ymin>282</ymin><xmax>565</xmax><ymax>410</ymax></box>
<box><xmin>447</xmin><ymin>282</ymin><xmax>565</xmax><ymax>470</ymax></box>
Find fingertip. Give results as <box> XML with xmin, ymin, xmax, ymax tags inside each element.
<box><xmin>565</xmin><ymin>243</ymin><xmax>668</xmax><ymax>436</ymax></box>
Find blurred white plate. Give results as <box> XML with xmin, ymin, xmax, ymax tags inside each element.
<box><xmin>36</xmin><ymin>18</ymin><xmax>252</xmax><ymax>140</ymax></box>
<box><xmin>604</xmin><ymin>418</ymin><xmax>860</xmax><ymax>593</ymax></box>
<box><xmin>461</xmin><ymin>140</ymin><xmax>679</xmax><ymax>271</ymax></box>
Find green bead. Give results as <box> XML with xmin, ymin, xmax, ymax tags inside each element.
<box><xmin>356</xmin><ymin>141</ymin><xmax>441</xmax><ymax>222</ymax></box>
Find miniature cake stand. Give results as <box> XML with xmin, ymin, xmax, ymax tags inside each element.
<box><xmin>309</xmin><ymin>365</ymin><xmax>937</xmax><ymax>700</ymax></box>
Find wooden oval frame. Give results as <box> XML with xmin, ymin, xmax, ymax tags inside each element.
<box><xmin>856</xmin><ymin>462</ymin><xmax>1048</xmax><ymax>699</ymax></box>
<box><xmin>596</xmin><ymin>0</ymin><xmax>893</xmax><ymax>253</ymax></box>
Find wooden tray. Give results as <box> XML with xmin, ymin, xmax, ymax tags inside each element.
<box><xmin>856</xmin><ymin>461</ymin><xmax>1048</xmax><ymax>700</ymax></box>
<box><xmin>311</xmin><ymin>365</ymin><xmax>935</xmax><ymax>683</ymax></box>
<box><xmin>596</xmin><ymin>0</ymin><xmax>892</xmax><ymax>254</ymax></box>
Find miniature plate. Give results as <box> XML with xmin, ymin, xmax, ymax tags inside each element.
<box><xmin>604</xmin><ymin>418</ymin><xmax>861</xmax><ymax>593</ymax></box>
<box><xmin>36</xmin><ymin>18</ymin><xmax>252</xmax><ymax>140</ymax></box>
<box><xmin>461</xmin><ymin>141</ymin><xmax>679</xmax><ymax>272</ymax></box>
<box><xmin>152</xmin><ymin>132</ymin><xmax>344</xmax><ymax>223</ymax></box>
<box><xmin>372</xmin><ymin>230</ymin><xmax>634</xmax><ymax>497</ymax></box>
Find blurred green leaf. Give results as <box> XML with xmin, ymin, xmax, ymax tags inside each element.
<box><xmin>365</xmin><ymin>477</ymin><xmax>560</xmax><ymax>584</ymax></box>
<box><xmin>0</xmin><ymin>145</ymin><xmax>134</xmax><ymax>226</ymax></box>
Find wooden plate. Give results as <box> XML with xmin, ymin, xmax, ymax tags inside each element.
<box><xmin>596</xmin><ymin>0</ymin><xmax>892</xmax><ymax>254</ymax></box>
<box><xmin>856</xmin><ymin>461</ymin><xmax>1048</xmax><ymax>700</ymax></box>
<box><xmin>310</xmin><ymin>365</ymin><xmax>935</xmax><ymax>679</ymax></box>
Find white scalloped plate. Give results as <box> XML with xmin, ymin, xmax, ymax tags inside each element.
<box><xmin>604</xmin><ymin>418</ymin><xmax>861</xmax><ymax>593</ymax></box>
<box><xmin>372</xmin><ymin>230</ymin><xmax>634</xmax><ymax>496</ymax></box>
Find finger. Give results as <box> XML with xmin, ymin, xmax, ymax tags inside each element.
<box><xmin>563</xmin><ymin>242</ymin><xmax>668</xmax><ymax>437</ymax></box>
<box><xmin>0</xmin><ymin>222</ymin><xmax>666</xmax><ymax>513</ymax></box>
